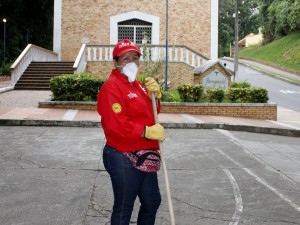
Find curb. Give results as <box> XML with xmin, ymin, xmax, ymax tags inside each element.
<box><xmin>1</xmin><ymin>119</ymin><xmax>299</xmax><ymax>137</ymax></box>
<box><xmin>0</xmin><ymin>119</ymin><xmax>100</xmax><ymax>127</ymax></box>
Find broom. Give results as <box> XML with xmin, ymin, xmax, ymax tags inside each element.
<box><xmin>151</xmin><ymin>93</ymin><xmax>176</xmax><ymax>225</ymax></box>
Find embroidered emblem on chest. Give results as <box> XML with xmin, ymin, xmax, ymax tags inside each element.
<box><xmin>128</xmin><ymin>92</ymin><xmax>138</xmax><ymax>99</ymax></box>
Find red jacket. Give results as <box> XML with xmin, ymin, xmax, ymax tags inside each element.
<box><xmin>97</xmin><ymin>69</ymin><xmax>160</xmax><ymax>152</ymax></box>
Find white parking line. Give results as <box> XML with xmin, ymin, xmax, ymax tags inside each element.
<box><xmin>223</xmin><ymin>169</ymin><xmax>243</xmax><ymax>225</ymax></box>
<box><xmin>62</xmin><ymin>110</ymin><xmax>78</xmax><ymax>121</ymax></box>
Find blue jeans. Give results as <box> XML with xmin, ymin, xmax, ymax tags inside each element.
<box><xmin>103</xmin><ymin>145</ymin><xmax>161</xmax><ymax>225</ymax></box>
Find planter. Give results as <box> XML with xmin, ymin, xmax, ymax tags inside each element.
<box><xmin>39</xmin><ymin>100</ymin><xmax>277</xmax><ymax>120</ymax></box>
<box><xmin>161</xmin><ymin>102</ymin><xmax>277</xmax><ymax>120</ymax></box>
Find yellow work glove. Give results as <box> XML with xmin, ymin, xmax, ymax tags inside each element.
<box><xmin>145</xmin><ymin>124</ymin><xmax>165</xmax><ymax>141</ymax></box>
<box><xmin>145</xmin><ymin>77</ymin><xmax>162</xmax><ymax>99</ymax></box>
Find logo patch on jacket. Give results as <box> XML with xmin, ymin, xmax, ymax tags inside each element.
<box><xmin>128</xmin><ymin>92</ymin><xmax>138</xmax><ymax>99</ymax></box>
<box><xmin>112</xmin><ymin>103</ymin><xmax>122</xmax><ymax>113</ymax></box>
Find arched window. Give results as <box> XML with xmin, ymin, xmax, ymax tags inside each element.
<box><xmin>118</xmin><ymin>19</ymin><xmax>152</xmax><ymax>44</ymax></box>
<box><xmin>110</xmin><ymin>11</ymin><xmax>159</xmax><ymax>45</ymax></box>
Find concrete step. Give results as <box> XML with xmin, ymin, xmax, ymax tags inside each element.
<box><xmin>15</xmin><ymin>61</ymin><xmax>74</xmax><ymax>90</ymax></box>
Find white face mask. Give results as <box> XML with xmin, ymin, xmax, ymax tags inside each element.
<box><xmin>120</xmin><ymin>62</ymin><xmax>139</xmax><ymax>83</ymax></box>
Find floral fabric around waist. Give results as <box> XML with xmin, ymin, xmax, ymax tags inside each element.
<box><xmin>123</xmin><ymin>149</ymin><xmax>161</xmax><ymax>172</ymax></box>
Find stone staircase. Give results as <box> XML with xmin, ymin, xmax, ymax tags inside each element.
<box><xmin>14</xmin><ymin>61</ymin><xmax>74</xmax><ymax>90</ymax></box>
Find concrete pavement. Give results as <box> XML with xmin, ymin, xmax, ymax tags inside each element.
<box><xmin>1</xmin><ymin>61</ymin><xmax>300</xmax><ymax>224</ymax></box>
<box><xmin>1</xmin><ymin>126</ymin><xmax>300</xmax><ymax>225</ymax></box>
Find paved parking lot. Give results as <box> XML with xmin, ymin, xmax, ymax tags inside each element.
<box><xmin>1</xmin><ymin>126</ymin><xmax>300</xmax><ymax>225</ymax></box>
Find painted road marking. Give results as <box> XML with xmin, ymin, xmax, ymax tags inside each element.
<box><xmin>223</xmin><ymin>169</ymin><xmax>243</xmax><ymax>225</ymax></box>
<box><xmin>215</xmin><ymin>129</ymin><xmax>300</xmax><ymax>213</ymax></box>
<box><xmin>216</xmin><ymin>147</ymin><xmax>300</xmax><ymax>213</ymax></box>
<box><xmin>62</xmin><ymin>110</ymin><xmax>78</xmax><ymax>121</ymax></box>
<box><xmin>279</xmin><ymin>90</ymin><xmax>300</xmax><ymax>94</ymax></box>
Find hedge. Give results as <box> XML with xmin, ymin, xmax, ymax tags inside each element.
<box><xmin>50</xmin><ymin>73</ymin><xmax>106</xmax><ymax>101</ymax></box>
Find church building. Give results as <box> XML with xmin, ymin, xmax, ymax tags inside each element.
<box><xmin>53</xmin><ymin>0</ymin><xmax>218</xmax><ymax>86</ymax></box>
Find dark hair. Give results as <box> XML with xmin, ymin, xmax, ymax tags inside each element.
<box><xmin>114</xmin><ymin>56</ymin><xmax>119</xmax><ymax>61</ymax></box>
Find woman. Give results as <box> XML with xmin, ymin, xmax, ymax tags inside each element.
<box><xmin>97</xmin><ymin>39</ymin><xmax>165</xmax><ymax>225</ymax></box>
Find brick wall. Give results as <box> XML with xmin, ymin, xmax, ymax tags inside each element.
<box><xmin>61</xmin><ymin>0</ymin><xmax>211</xmax><ymax>61</ymax></box>
<box><xmin>161</xmin><ymin>103</ymin><xmax>277</xmax><ymax>120</ymax></box>
<box><xmin>39</xmin><ymin>101</ymin><xmax>277</xmax><ymax>120</ymax></box>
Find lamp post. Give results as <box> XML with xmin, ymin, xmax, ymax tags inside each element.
<box><xmin>233</xmin><ymin>0</ymin><xmax>239</xmax><ymax>81</ymax></box>
<box><xmin>164</xmin><ymin>0</ymin><xmax>169</xmax><ymax>91</ymax></box>
<box><xmin>3</xmin><ymin>18</ymin><xmax>7</xmax><ymax>63</ymax></box>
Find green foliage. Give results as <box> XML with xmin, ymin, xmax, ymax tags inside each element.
<box><xmin>227</xmin><ymin>88</ymin><xmax>251</xmax><ymax>103</ymax></box>
<box><xmin>160</xmin><ymin>89</ymin><xmax>181</xmax><ymax>102</ymax></box>
<box><xmin>260</xmin><ymin>0</ymin><xmax>300</xmax><ymax>41</ymax></box>
<box><xmin>161</xmin><ymin>91</ymin><xmax>176</xmax><ymax>102</ymax></box>
<box><xmin>218</xmin><ymin>0</ymin><xmax>260</xmax><ymax>57</ymax></box>
<box><xmin>50</xmin><ymin>73</ymin><xmax>106</xmax><ymax>101</ymax></box>
<box><xmin>177</xmin><ymin>84</ymin><xmax>203</xmax><ymax>102</ymax></box>
<box><xmin>137</xmin><ymin>74</ymin><xmax>146</xmax><ymax>86</ymax></box>
<box><xmin>288</xmin><ymin>1</ymin><xmax>300</xmax><ymax>32</ymax></box>
<box><xmin>248</xmin><ymin>87</ymin><xmax>269</xmax><ymax>103</ymax></box>
<box><xmin>227</xmin><ymin>87</ymin><xmax>268</xmax><ymax>103</ymax></box>
<box><xmin>219</xmin><ymin>0</ymin><xmax>300</xmax><ymax>57</ymax></box>
<box><xmin>206</xmin><ymin>88</ymin><xmax>225</xmax><ymax>103</ymax></box>
<box><xmin>0</xmin><ymin>0</ymin><xmax>53</xmax><ymax>62</ymax></box>
<box><xmin>239</xmin><ymin>31</ymin><xmax>300</xmax><ymax>71</ymax></box>
<box><xmin>230</xmin><ymin>81</ymin><xmax>251</xmax><ymax>88</ymax></box>
<box><xmin>0</xmin><ymin>61</ymin><xmax>11</xmax><ymax>76</ymax></box>
<box><xmin>140</xmin><ymin>37</ymin><xmax>163</xmax><ymax>78</ymax></box>
<box><xmin>172</xmin><ymin>82</ymin><xmax>268</xmax><ymax>103</ymax></box>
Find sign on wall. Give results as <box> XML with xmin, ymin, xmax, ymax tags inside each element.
<box><xmin>203</xmin><ymin>69</ymin><xmax>228</xmax><ymax>90</ymax></box>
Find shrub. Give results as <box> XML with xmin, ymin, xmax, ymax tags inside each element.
<box><xmin>227</xmin><ymin>87</ymin><xmax>268</xmax><ymax>103</ymax></box>
<box><xmin>227</xmin><ymin>88</ymin><xmax>250</xmax><ymax>102</ymax></box>
<box><xmin>50</xmin><ymin>73</ymin><xmax>106</xmax><ymax>101</ymax></box>
<box><xmin>161</xmin><ymin>90</ymin><xmax>177</xmax><ymax>102</ymax></box>
<box><xmin>137</xmin><ymin>74</ymin><xmax>146</xmax><ymax>86</ymax></box>
<box><xmin>0</xmin><ymin>61</ymin><xmax>11</xmax><ymax>76</ymax></box>
<box><xmin>177</xmin><ymin>83</ymin><xmax>203</xmax><ymax>102</ymax></box>
<box><xmin>230</xmin><ymin>81</ymin><xmax>251</xmax><ymax>88</ymax></box>
<box><xmin>248</xmin><ymin>87</ymin><xmax>269</xmax><ymax>103</ymax></box>
<box><xmin>206</xmin><ymin>88</ymin><xmax>225</xmax><ymax>102</ymax></box>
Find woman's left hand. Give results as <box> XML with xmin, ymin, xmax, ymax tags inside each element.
<box><xmin>145</xmin><ymin>77</ymin><xmax>162</xmax><ymax>99</ymax></box>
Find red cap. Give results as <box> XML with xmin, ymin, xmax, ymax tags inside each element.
<box><xmin>112</xmin><ymin>39</ymin><xmax>141</xmax><ymax>58</ymax></box>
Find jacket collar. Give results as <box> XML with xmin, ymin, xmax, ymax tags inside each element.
<box><xmin>112</xmin><ymin>69</ymin><xmax>130</xmax><ymax>83</ymax></box>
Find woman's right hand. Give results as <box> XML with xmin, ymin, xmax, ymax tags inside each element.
<box><xmin>144</xmin><ymin>124</ymin><xmax>165</xmax><ymax>141</ymax></box>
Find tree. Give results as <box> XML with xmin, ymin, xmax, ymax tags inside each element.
<box><xmin>218</xmin><ymin>0</ymin><xmax>235</xmax><ymax>57</ymax></box>
<box><xmin>218</xmin><ymin>0</ymin><xmax>260</xmax><ymax>57</ymax></box>
<box><xmin>259</xmin><ymin>0</ymin><xmax>300</xmax><ymax>43</ymax></box>
<box><xmin>0</xmin><ymin>0</ymin><xmax>53</xmax><ymax>63</ymax></box>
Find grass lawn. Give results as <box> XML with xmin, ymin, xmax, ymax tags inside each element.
<box><xmin>239</xmin><ymin>31</ymin><xmax>300</xmax><ymax>72</ymax></box>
